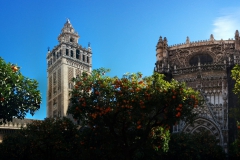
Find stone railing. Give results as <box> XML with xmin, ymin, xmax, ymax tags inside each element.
<box><xmin>0</xmin><ymin>118</ymin><xmax>34</xmax><ymax>129</ymax></box>
<box><xmin>168</xmin><ymin>39</ymin><xmax>235</xmax><ymax>50</ymax></box>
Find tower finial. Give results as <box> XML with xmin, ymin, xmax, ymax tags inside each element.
<box><xmin>186</xmin><ymin>36</ymin><xmax>190</xmax><ymax>44</ymax></box>
<box><xmin>235</xmin><ymin>30</ymin><xmax>239</xmax><ymax>39</ymax></box>
<box><xmin>159</xmin><ymin>36</ymin><xmax>163</xmax><ymax>42</ymax></box>
<box><xmin>210</xmin><ymin>34</ymin><xmax>214</xmax><ymax>41</ymax></box>
<box><xmin>67</xmin><ymin>18</ymin><xmax>70</xmax><ymax>23</ymax></box>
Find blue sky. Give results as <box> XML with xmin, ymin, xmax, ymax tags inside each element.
<box><xmin>1</xmin><ymin>0</ymin><xmax>240</xmax><ymax>120</ymax></box>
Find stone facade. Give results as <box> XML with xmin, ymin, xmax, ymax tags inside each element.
<box><xmin>154</xmin><ymin>31</ymin><xmax>240</xmax><ymax>152</ymax></box>
<box><xmin>47</xmin><ymin>19</ymin><xmax>92</xmax><ymax>118</ymax></box>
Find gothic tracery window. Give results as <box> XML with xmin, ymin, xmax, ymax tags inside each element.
<box><xmin>189</xmin><ymin>53</ymin><xmax>213</xmax><ymax>66</ymax></box>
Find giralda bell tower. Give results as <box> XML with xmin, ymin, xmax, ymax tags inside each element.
<box><xmin>47</xmin><ymin>19</ymin><xmax>92</xmax><ymax>117</ymax></box>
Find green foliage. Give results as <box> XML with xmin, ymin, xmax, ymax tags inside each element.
<box><xmin>159</xmin><ymin>131</ymin><xmax>225</xmax><ymax>160</ymax></box>
<box><xmin>232</xmin><ymin>65</ymin><xmax>240</xmax><ymax>97</ymax></box>
<box><xmin>0</xmin><ymin>118</ymin><xmax>82</xmax><ymax>159</ymax></box>
<box><xmin>68</xmin><ymin>68</ymin><xmax>199</xmax><ymax>159</ymax></box>
<box><xmin>229</xmin><ymin>65</ymin><xmax>240</xmax><ymax>158</ymax></box>
<box><xmin>0</xmin><ymin>57</ymin><xmax>41</xmax><ymax>124</ymax></box>
<box><xmin>229</xmin><ymin>108</ymin><xmax>240</xmax><ymax>123</ymax></box>
<box><xmin>229</xmin><ymin>122</ymin><xmax>240</xmax><ymax>159</ymax></box>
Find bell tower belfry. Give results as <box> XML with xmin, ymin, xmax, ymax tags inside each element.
<box><xmin>47</xmin><ymin>19</ymin><xmax>92</xmax><ymax>118</ymax></box>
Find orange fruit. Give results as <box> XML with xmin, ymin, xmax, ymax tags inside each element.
<box><xmin>137</xmin><ymin>125</ymin><xmax>141</xmax><ymax>129</ymax></box>
<box><xmin>11</xmin><ymin>66</ymin><xmax>18</xmax><ymax>72</ymax></box>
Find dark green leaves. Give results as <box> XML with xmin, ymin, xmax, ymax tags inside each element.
<box><xmin>0</xmin><ymin>57</ymin><xmax>41</xmax><ymax>124</ymax></box>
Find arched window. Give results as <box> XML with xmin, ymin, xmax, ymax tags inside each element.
<box><xmin>83</xmin><ymin>55</ymin><xmax>85</xmax><ymax>62</ymax></box>
<box><xmin>53</xmin><ymin>52</ymin><xmax>56</xmax><ymax>62</ymax></box>
<box><xmin>66</xmin><ymin>49</ymin><xmax>69</xmax><ymax>56</ymax></box>
<box><xmin>76</xmin><ymin>50</ymin><xmax>80</xmax><ymax>59</ymax></box>
<box><xmin>68</xmin><ymin>83</ymin><xmax>73</xmax><ymax>89</ymax></box>
<box><xmin>189</xmin><ymin>53</ymin><xmax>213</xmax><ymax>66</ymax></box>
<box><xmin>87</xmin><ymin>56</ymin><xmax>89</xmax><ymax>63</ymax></box>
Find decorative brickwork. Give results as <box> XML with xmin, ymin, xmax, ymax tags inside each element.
<box><xmin>58</xmin><ymin>68</ymin><xmax>61</xmax><ymax>92</ymax></box>
<box><xmin>53</xmin><ymin>98</ymin><xmax>57</xmax><ymax>110</ymax></box>
<box><xmin>53</xmin><ymin>110</ymin><xmax>58</xmax><ymax>117</ymax></box>
<box><xmin>75</xmin><ymin>68</ymin><xmax>81</xmax><ymax>77</ymax></box>
<box><xmin>58</xmin><ymin>94</ymin><xmax>61</xmax><ymax>115</ymax></box>
<box><xmin>48</xmin><ymin>101</ymin><xmax>52</xmax><ymax>117</ymax></box>
<box><xmin>48</xmin><ymin>76</ymin><xmax>52</xmax><ymax>100</ymax></box>
<box><xmin>53</xmin><ymin>72</ymin><xmax>56</xmax><ymax>85</ymax></box>
<box><xmin>68</xmin><ymin>67</ymin><xmax>74</xmax><ymax>89</ymax></box>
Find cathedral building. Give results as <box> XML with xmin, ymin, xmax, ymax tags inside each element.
<box><xmin>47</xmin><ymin>19</ymin><xmax>92</xmax><ymax>118</ymax></box>
<box><xmin>154</xmin><ymin>31</ymin><xmax>240</xmax><ymax>152</ymax></box>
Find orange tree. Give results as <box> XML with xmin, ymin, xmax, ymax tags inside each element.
<box><xmin>232</xmin><ymin>64</ymin><xmax>240</xmax><ymax>98</ymax></box>
<box><xmin>68</xmin><ymin>68</ymin><xmax>199</xmax><ymax>159</ymax></box>
<box><xmin>0</xmin><ymin>57</ymin><xmax>41</xmax><ymax>124</ymax></box>
<box><xmin>229</xmin><ymin>122</ymin><xmax>240</xmax><ymax>159</ymax></box>
<box><xmin>159</xmin><ymin>131</ymin><xmax>225</xmax><ymax>160</ymax></box>
<box><xmin>0</xmin><ymin>118</ymin><xmax>82</xmax><ymax>159</ymax></box>
<box><xmin>230</xmin><ymin>64</ymin><xmax>240</xmax><ymax>122</ymax></box>
<box><xmin>229</xmin><ymin>65</ymin><xmax>240</xmax><ymax>158</ymax></box>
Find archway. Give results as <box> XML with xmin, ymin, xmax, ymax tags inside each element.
<box><xmin>182</xmin><ymin>117</ymin><xmax>223</xmax><ymax>146</ymax></box>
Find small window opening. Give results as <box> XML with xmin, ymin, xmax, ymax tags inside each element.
<box><xmin>53</xmin><ymin>52</ymin><xmax>56</xmax><ymax>62</ymax></box>
<box><xmin>83</xmin><ymin>55</ymin><xmax>85</xmax><ymax>62</ymax></box>
<box><xmin>76</xmin><ymin>50</ymin><xmax>80</xmax><ymax>59</ymax></box>
<box><xmin>87</xmin><ymin>56</ymin><xmax>89</xmax><ymax>63</ymax></box>
<box><xmin>66</xmin><ymin>49</ymin><xmax>69</xmax><ymax>56</ymax></box>
<box><xmin>71</xmin><ymin>50</ymin><xmax>73</xmax><ymax>57</ymax></box>
<box><xmin>68</xmin><ymin>83</ymin><xmax>73</xmax><ymax>89</ymax></box>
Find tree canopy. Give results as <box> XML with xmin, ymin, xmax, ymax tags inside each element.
<box><xmin>0</xmin><ymin>57</ymin><xmax>41</xmax><ymax>124</ymax></box>
<box><xmin>67</xmin><ymin>68</ymin><xmax>199</xmax><ymax>159</ymax></box>
<box><xmin>159</xmin><ymin>131</ymin><xmax>225</xmax><ymax>160</ymax></box>
<box><xmin>232</xmin><ymin>64</ymin><xmax>240</xmax><ymax>98</ymax></box>
<box><xmin>0</xmin><ymin>118</ymin><xmax>82</xmax><ymax>159</ymax></box>
<box><xmin>229</xmin><ymin>65</ymin><xmax>240</xmax><ymax>158</ymax></box>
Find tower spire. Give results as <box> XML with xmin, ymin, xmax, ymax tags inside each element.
<box><xmin>58</xmin><ymin>19</ymin><xmax>80</xmax><ymax>43</ymax></box>
<box><xmin>67</xmin><ymin>18</ymin><xmax>70</xmax><ymax>24</ymax></box>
